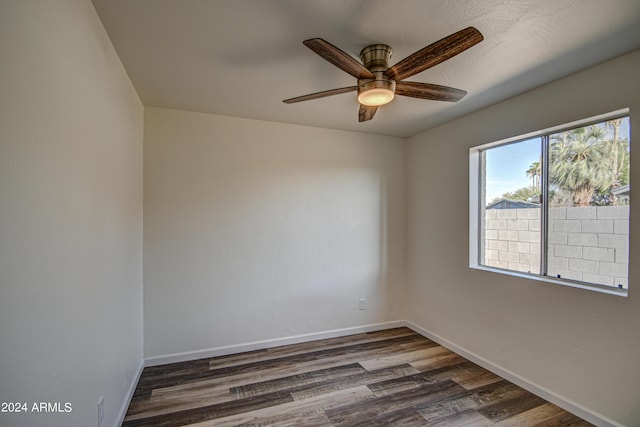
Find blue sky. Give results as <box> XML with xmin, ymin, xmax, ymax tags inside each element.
<box><xmin>485</xmin><ymin>137</ymin><xmax>540</xmax><ymax>202</ymax></box>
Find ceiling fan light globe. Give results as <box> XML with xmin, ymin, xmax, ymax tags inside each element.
<box><xmin>358</xmin><ymin>78</ymin><xmax>396</xmax><ymax>107</ymax></box>
<box><xmin>358</xmin><ymin>88</ymin><xmax>395</xmax><ymax>106</ymax></box>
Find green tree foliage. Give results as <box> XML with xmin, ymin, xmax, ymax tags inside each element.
<box><xmin>490</xmin><ymin>186</ymin><xmax>539</xmax><ymax>205</ymax></box>
<box><xmin>503</xmin><ymin>186</ymin><xmax>540</xmax><ymax>202</ymax></box>
<box><xmin>549</xmin><ymin>120</ymin><xmax>629</xmax><ymax>207</ymax></box>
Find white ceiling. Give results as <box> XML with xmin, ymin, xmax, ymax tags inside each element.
<box><xmin>92</xmin><ymin>0</ymin><xmax>640</xmax><ymax>138</ymax></box>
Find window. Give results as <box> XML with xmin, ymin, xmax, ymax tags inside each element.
<box><xmin>469</xmin><ymin>110</ymin><xmax>630</xmax><ymax>295</ymax></box>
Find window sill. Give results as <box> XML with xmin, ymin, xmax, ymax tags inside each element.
<box><xmin>469</xmin><ymin>264</ymin><xmax>628</xmax><ymax>297</ymax></box>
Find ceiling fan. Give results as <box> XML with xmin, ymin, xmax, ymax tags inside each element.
<box><xmin>283</xmin><ymin>27</ymin><xmax>483</xmax><ymax>122</ymax></box>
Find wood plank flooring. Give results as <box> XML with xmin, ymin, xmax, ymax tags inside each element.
<box><xmin>123</xmin><ymin>328</ymin><xmax>592</xmax><ymax>426</ymax></box>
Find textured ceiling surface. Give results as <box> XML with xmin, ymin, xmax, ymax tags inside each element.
<box><xmin>92</xmin><ymin>0</ymin><xmax>640</xmax><ymax>138</ymax></box>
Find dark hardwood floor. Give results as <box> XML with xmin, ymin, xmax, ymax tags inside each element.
<box><xmin>123</xmin><ymin>328</ymin><xmax>592</xmax><ymax>426</ymax></box>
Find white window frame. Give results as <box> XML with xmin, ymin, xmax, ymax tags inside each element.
<box><xmin>469</xmin><ymin>108</ymin><xmax>630</xmax><ymax>297</ymax></box>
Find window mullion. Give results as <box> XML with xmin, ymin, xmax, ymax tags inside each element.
<box><xmin>540</xmin><ymin>135</ymin><xmax>550</xmax><ymax>277</ymax></box>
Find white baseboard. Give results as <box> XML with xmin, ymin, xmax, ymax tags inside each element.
<box><xmin>115</xmin><ymin>358</ymin><xmax>144</xmax><ymax>427</ymax></box>
<box><xmin>143</xmin><ymin>320</ymin><xmax>406</xmax><ymax>367</ymax></box>
<box><xmin>404</xmin><ymin>320</ymin><xmax>622</xmax><ymax>427</ymax></box>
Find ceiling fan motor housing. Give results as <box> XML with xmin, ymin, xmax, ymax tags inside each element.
<box><xmin>358</xmin><ymin>44</ymin><xmax>395</xmax><ymax>105</ymax></box>
<box><xmin>360</xmin><ymin>44</ymin><xmax>392</xmax><ymax>72</ymax></box>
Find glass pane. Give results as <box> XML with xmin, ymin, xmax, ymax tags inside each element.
<box><xmin>481</xmin><ymin>138</ymin><xmax>542</xmax><ymax>274</ymax></box>
<box><xmin>547</xmin><ymin>117</ymin><xmax>630</xmax><ymax>288</ymax></box>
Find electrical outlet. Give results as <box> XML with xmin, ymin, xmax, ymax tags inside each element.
<box><xmin>359</xmin><ymin>298</ymin><xmax>366</xmax><ymax>310</ymax></box>
<box><xmin>97</xmin><ymin>396</ymin><xmax>104</xmax><ymax>427</ymax></box>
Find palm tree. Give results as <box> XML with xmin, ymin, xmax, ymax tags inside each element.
<box><xmin>606</xmin><ymin>118</ymin><xmax>621</xmax><ymax>180</ymax></box>
<box><xmin>549</xmin><ymin>125</ymin><xmax>616</xmax><ymax>207</ymax></box>
<box><xmin>525</xmin><ymin>161</ymin><xmax>541</xmax><ymax>191</ymax></box>
<box><xmin>603</xmin><ymin>118</ymin><xmax>631</xmax><ymax>204</ymax></box>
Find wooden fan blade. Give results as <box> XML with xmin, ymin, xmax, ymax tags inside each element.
<box><xmin>395</xmin><ymin>81</ymin><xmax>467</xmax><ymax>102</ymax></box>
<box><xmin>358</xmin><ymin>104</ymin><xmax>377</xmax><ymax>122</ymax></box>
<box><xmin>384</xmin><ymin>27</ymin><xmax>483</xmax><ymax>81</ymax></box>
<box><xmin>304</xmin><ymin>38</ymin><xmax>375</xmax><ymax>80</ymax></box>
<box><xmin>283</xmin><ymin>86</ymin><xmax>357</xmax><ymax>104</ymax></box>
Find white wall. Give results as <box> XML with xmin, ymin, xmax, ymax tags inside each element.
<box><xmin>144</xmin><ymin>107</ymin><xmax>405</xmax><ymax>358</ymax></box>
<box><xmin>0</xmin><ymin>1</ymin><xmax>143</xmax><ymax>426</ymax></box>
<box><xmin>406</xmin><ymin>50</ymin><xmax>640</xmax><ymax>426</ymax></box>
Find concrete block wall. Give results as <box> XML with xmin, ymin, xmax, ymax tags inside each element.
<box><xmin>484</xmin><ymin>206</ymin><xmax>629</xmax><ymax>288</ymax></box>
<box><xmin>484</xmin><ymin>208</ymin><xmax>541</xmax><ymax>274</ymax></box>
<box><xmin>548</xmin><ymin>206</ymin><xmax>629</xmax><ymax>288</ymax></box>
